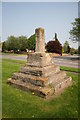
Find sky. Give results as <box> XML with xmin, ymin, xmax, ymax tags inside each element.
<box><xmin>1</xmin><ymin>0</ymin><xmax>79</xmax><ymax>2</ymax></box>
<box><xmin>1</xmin><ymin>2</ymin><xmax>79</xmax><ymax>48</ymax></box>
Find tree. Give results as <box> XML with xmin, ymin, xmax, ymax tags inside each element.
<box><xmin>70</xmin><ymin>18</ymin><xmax>80</xmax><ymax>42</ymax></box>
<box><xmin>2</xmin><ymin>35</ymin><xmax>28</xmax><ymax>53</ymax></box>
<box><xmin>63</xmin><ymin>41</ymin><xmax>70</xmax><ymax>53</ymax></box>
<box><xmin>54</xmin><ymin>33</ymin><xmax>59</xmax><ymax>41</ymax></box>
<box><xmin>18</xmin><ymin>36</ymin><xmax>27</xmax><ymax>51</ymax></box>
<box><xmin>7</xmin><ymin>36</ymin><xmax>20</xmax><ymax>53</ymax></box>
<box><xmin>55</xmin><ymin>33</ymin><xmax>58</xmax><ymax>41</ymax></box>
<box><xmin>46</xmin><ymin>40</ymin><xmax>62</xmax><ymax>55</ymax></box>
<box><xmin>67</xmin><ymin>45</ymin><xmax>71</xmax><ymax>53</ymax></box>
<box><xmin>27</xmin><ymin>34</ymin><xmax>35</xmax><ymax>50</ymax></box>
<box><xmin>70</xmin><ymin>48</ymin><xmax>75</xmax><ymax>55</ymax></box>
<box><xmin>2</xmin><ymin>41</ymin><xmax>9</xmax><ymax>52</ymax></box>
<box><xmin>46</xmin><ymin>33</ymin><xmax>62</xmax><ymax>55</ymax></box>
<box><xmin>78</xmin><ymin>46</ymin><xmax>80</xmax><ymax>55</ymax></box>
<box><xmin>2</xmin><ymin>41</ymin><xmax>7</xmax><ymax>52</ymax></box>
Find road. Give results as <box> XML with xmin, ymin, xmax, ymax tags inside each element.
<box><xmin>0</xmin><ymin>53</ymin><xmax>80</xmax><ymax>68</ymax></box>
<box><xmin>53</xmin><ymin>56</ymin><xmax>79</xmax><ymax>68</ymax></box>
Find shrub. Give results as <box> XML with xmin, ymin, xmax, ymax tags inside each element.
<box><xmin>46</xmin><ymin>40</ymin><xmax>62</xmax><ymax>55</ymax></box>
<box><xmin>70</xmin><ymin>48</ymin><xmax>75</xmax><ymax>55</ymax></box>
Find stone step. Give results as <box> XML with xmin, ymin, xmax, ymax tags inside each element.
<box><xmin>7</xmin><ymin>76</ymin><xmax>72</xmax><ymax>98</ymax></box>
<box><xmin>12</xmin><ymin>72</ymin><xmax>48</xmax><ymax>86</ymax></box>
<box><xmin>19</xmin><ymin>66</ymin><xmax>42</xmax><ymax>76</ymax></box>
<box><xmin>26</xmin><ymin>62</ymin><xmax>53</xmax><ymax>68</ymax></box>
<box><xmin>19</xmin><ymin>65</ymin><xmax>60</xmax><ymax>77</ymax></box>
<box><xmin>44</xmin><ymin>66</ymin><xmax>60</xmax><ymax>77</ymax></box>
<box><xmin>7</xmin><ymin>78</ymin><xmax>55</xmax><ymax>98</ymax></box>
<box><xmin>52</xmin><ymin>76</ymin><xmax>72</xmax><ymax>93</ymax></box>
<box><xmin>12</xmin><ymin>71</ymin><xmax>66</xmax><ymax>87</ymax></box>
<box><xmin>45</xmin><ymin>71</ymin><xmax>66</xmax><ymax>86</ymax></box>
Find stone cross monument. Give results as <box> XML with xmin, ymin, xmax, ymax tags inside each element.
<box><xmin>8</xmin><ymin>28</ymin><xmax>72</xmax><ymax>99</ymax></box>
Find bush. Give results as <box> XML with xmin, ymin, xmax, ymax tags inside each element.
<box><xmin>46</xmin><ymin>40</ymin><xmax>62</xmax><ymax>55</ymax></box>
<box><xmin>63</xmin><ymin>41</ymin><xmax>70</xmax><ymax>53</ymax></box>
<box><xmin>70</xmin><ymin>48</ymin><xmax>75</xmax><ymax>55</ymax></box>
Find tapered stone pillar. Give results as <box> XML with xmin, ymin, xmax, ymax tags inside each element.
<box><xmin>35</xmin><ymin>28</ymin><xmax>45</xmax><ymax>53</ymax></box>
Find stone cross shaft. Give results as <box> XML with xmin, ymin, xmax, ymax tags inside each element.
<box><xmin>35</xmin><ymin>28</ymin><xmax>45</xmax><ymax>53</ymax></box>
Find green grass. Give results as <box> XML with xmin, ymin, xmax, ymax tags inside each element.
<box><xmin>1</xmin><ymin>52</ymin><xmax>27</xmax><ymax>56</ymax></box>
<box><xmin>60</xmin><ymin>66</ymin><xmax>80</xmax><ymax>73</ymax></box>
<box><xmin>2</xmin><ymin>59</ymin><xmax>78</xmax><ymax>118</ymax></box>
<box><xmin>2</xmin><ymin>58</ymin><xmax>26</xmax><ymax>65</ymax></box>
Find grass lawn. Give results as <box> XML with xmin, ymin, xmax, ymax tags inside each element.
<box><xmin>2</xmin><ymin>59</ymin><xmax>78</xmax><ymax>118</ymax></box>
<box><xmin>1</xmin><ymin>52</ymin><xmax>27</xmax><ymax>56</ymax></box>
<box><xmin>60</xmin><ymin>66</ymin><xmax>80</xmax><ymax>73</ymax></box>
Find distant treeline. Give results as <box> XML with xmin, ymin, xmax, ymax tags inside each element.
<box><xmin>2</xmin><ymin>33</ymin><xmax>79</xmax><ymax>55</ymax></box>
<box><xmin>2</xmin><ymin>34</ymin><xmax>35</xmax><ymax>53</ymax></box>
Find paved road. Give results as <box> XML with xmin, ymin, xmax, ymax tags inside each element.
<box><xmin>0</xmin><ymin>53</ymin><xmax>80</xmax><ymax>68</ymax></box>
<box><xmin>0</xmin><ymin>54</ymin><xmax>27</xmax><ymax>61</ymax></box>
<box><xmin>53</xmin><ymin>56</ymin><xmax>79</xmax><ymax>68</ymax></box>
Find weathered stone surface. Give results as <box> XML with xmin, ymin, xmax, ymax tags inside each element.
<box><xmin>35</xmin><ymin>28</ymin><xmax>45</xmax><ymax>53</ymax></box>
<box><xmin>7</xmin><ymin>27</ymin><xmax>72</xmax><ymax>99</ymax></box>
<box><xmin>12</xmin><ymin>70</ymin><xmax>66</xmax><ymax>87</ymax></box>
<box><xmin>53</xmin><ymin>76</ymin><xmax>72</xmax><ymax>93</ymax></box>
<box><xmin>7</xmin><ymin>78</ymin><xmax>55</xmax><ymax>98</ymax></box>
<box><xmin>19</xmin><ymin>64</ymin><xmax>60</xmax><ymax>77</ymax></box>
<box><xmin>7</xmin><ymin>76</ymin><xmax>72</xmax><ymax>98</ymax></box>
<box><xmin>27</xmin><ymin>53</ymin><xmax>52</xmax><ymax>67</ymax></box>
<box><xmin>45</xmin><ymin>71</ymin><xmax>66</xmax><ymax>86</ymax></box>
<box><xmin>12</xmin><ymin>72</ymin><xmax>47</xmax><ymax>86</ymax></box>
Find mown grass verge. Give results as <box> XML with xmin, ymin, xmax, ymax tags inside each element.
<box><xmin>60</xmin><ymin>66</ymin><xmax>80</xmax><ymax>73</ymax></box>
<box><xmin>2</xmin><ymin>59</ymin><xmax>78</xmax><ymax>118</ymax></box>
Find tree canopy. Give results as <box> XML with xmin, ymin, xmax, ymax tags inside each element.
<box><xmin>2</xmin><ymin>36</ymin><xmax>27</xmax><ymax>53</ymax></box>
<box><xmin>26</xmin><ymin>34</ymin><xmax>36</xmax><ymax>50</ymax></box>
<box><xmin>63</xmin><ymin>41</ymin><xmax>70</xmax><ymax>53</ymax></box>
<box><xmin>46</xmin><ymin>33</ymin><xmax>62</xmax><ymax>55</ymax></box>
<box><xmin>70</xmin><ymin>18</ymin><xmax>80</xmax><ymax>42</ymax></box>
<box><xmin>2</xmin><ymin>34</ymin><xmax>36</xmax><ymax>53</ymax></box>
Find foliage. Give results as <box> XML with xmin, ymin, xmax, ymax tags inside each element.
<box><xmin>74</xmin><ymin>49</ymin><xmax>78</xmax><ymax>54</ymax></box>
<box><xmin>78</xmin><ymin>46</ymin><xmax>80</xmax><ymax>55</ymax></box>
<box><xmin>70</xmin><ymin>48</ymin><xmax>75</xmax><ymax>55</ymax></box>
<box><xmin>46</xmin><ymin>40</ymin><xmax>62</xmax><ymax>55</ymax></box>
<box><xmin>46</xmin><ymin>33</ymin><xmax>62</xmax><ymax>55</ymax></box>
<box><xmin>7</xmin><ymin>36</ymin><xmax>20</xmax><ymax>53</ymax></box>
<box><xmin>54</xmin><ymin>33</ymin><xmax>58</xmax><ymax>41</ymax></box>
<box><xmin>26</xmin><ymin>34</ymin><xmax>35</xmax><ymax>50</ymax></box>
<box><xmin>63</xmin><ymin>41</ymin><xmax>70</xmax><ymax>53</ymax></box>
<box><xmin>67</xmin><ymin>45</ymin><xmax>71</xmax><ymax>53</ymax></box>
<box><xmin>2</xmin><ymin>41</ymin><xmax>9</xmax><ymax>52</ymax></box>
<box><xmin>2</xmin><ymin>36</ymin><xmax>27</xmax><ymax>53</ymax></box>
<box><xmin>2</xmin><ymin>34</ymin><xmax>36</xmax><ymax>53</ymax></box>
<box><xmin>62</xmin><ymin>47</ymin><xmax>64</xmax><ymax>53</ymax></box>
<box><xmin>70</xmin><ymin>18</ymin><xmax>80</xmax><ymax>42</ymax></box>
<box><xmin>2</xmin><ymin>59</ymin><xmax>78</xmax><ymax>118</ymax></box>
<box><xmin>18</xmin><ymin>36</ymin><xmax>27</xmax><ymax>51</ymax></box>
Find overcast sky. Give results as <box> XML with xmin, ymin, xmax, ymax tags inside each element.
<box><xmin>1</xmin><ymin>2</ymin><xmax>79</xmax><ymax>48</ymax></box>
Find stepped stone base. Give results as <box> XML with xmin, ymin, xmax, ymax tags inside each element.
<box><xmin>7</xmin><ymin>76</ymin><xmax>72</xmax><ymax>98</ymax></box>
<box><xmin>7</xmin><ymin>52</ymin><xmax>72</xmax><ymax>98</ymax></box>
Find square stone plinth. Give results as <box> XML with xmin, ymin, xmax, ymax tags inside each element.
<box><xmin>27</xmin><ymin>53</ymin><xmax>53</xmax><ymax>67</ymax></box>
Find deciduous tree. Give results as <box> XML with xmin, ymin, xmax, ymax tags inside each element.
<box><xmin>26</xmin><ymin>34</ymin><xmax>35</xmax><ymax>50</ymax></box>
<box><xmin>70</xmin><ymin>18</ymin><xmax>80</xmax><ymax>42</ymax></box>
